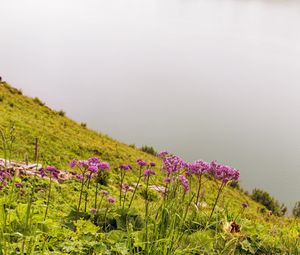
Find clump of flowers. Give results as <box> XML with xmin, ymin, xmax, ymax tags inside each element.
<box><xmin>162</xmin><ymin>155</ymin><xmax>186</xmax><ymax>175</ymax></box>
<box><xmin>158</xmin><ymin>151</ymin><xmax>169</xmax><ymax>158</ymax></box>
<box><xmin>0</xmin><ymin>171</ymin><xmax>11</xmax><ymax>190</ymax></box>
<box><xmin>41</xmin><ymin>166</ymin><xmax>60</xmax><ymax>220</ymax></box>
<box><xmin>97</xmin><ymin>190</ymin><xmax>109</xmax><ymax>211</ymax></box>
<box><xmin>128</xmin><ymin>160</ymin><xmax>155</xmax><ymax>209</ymax></box>
<box><xmin>187</xmin><ymin>160</ymin><xmax>210</xmax><ymax>205</ymax></box>
<box><xmin>118</xmin><ymin>164</ymin><xmax>132</xmax><ymax>208</ymax></box>
<box><xmin>70</xmin><ymin>157</ymin><xmax>110</xmax><ymax>219</ymax></box>
<box><xmin>143</xmin><ymin>166</ymin><xmax>156</xmax><ymax>254</ymax></box>
<box><xmin>207</xmin><ymin>161</ymin><xmax>240</xmax><ymax>222</ymax></box>
<box><xmin>209</xmin><ymin>161</ymin><xmax>240</xmax><ymax>183</ymax></box>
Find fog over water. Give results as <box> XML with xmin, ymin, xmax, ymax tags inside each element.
<box><xmin>1</xmin><ymin>0</ymin><xmax>300</xmax><ymax>208</ymax></box>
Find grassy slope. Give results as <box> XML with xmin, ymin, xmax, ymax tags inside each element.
<box><xmin>0</xmin><ymin>82</ymin><xmax>159</xmax><ymax>169</ymax></box>
<box><xmin>0</xmin><ymin>81</ymin><xmax>299</xmax><ymax>253</ymax></box>
<box><xmin>0</xmin><ymin>81</ymin><xmax>254</xmax><ymax>208</ymax></box>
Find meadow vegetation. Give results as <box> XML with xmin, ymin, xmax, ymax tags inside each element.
<box><xmin>0</xmin><ymin>81</ymin><xmax>299</xmax><ymax>254</ymax></box>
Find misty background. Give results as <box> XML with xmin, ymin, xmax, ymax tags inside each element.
<box><xmin>0</xmin><ymin>0</ymin><xmax>300</xmax><ymax>209</ymax></box>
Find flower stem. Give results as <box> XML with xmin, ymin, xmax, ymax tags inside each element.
<box><xmin>145</xmin><ymin>176</ymin><xmax>150</xmax><ymax>254</ymax></box>
<box><xmin>208</xmin><ymin>182</ymin><xmax>225</xmax><ymax>223</ymax></box>
<box><xmin>119</xmin><ymin>171</ymin><xmax>125</xmax><ymax>207</ymax></box>
<box><xmin>128</xmin><ymin>167</ymin><xmax>142</xmax><ymax>209</ymax></box>
<box><xmin>44</xmin><ymin>176</ymin><xmax>52</xmax><ymax>221</ymax></box>
<box><xmin>97</xmin><ymin>196</ymin><xmax>104</xmax><ymax>211</ymax></box>
<box><xmin>94</xmin><ymin>182</ymin><xmax>98</xmax><ymax>209</ymax></box>
<box><xmin>195</xmin><ymin>174</ymin><xmax>202</xmax><ymax>206</ymax></box>
<box><xmin>84</xmin><ymin>174</ymin><xmax>92</xmax><ymax>212</ymax></box>
<box><xmin>77</xmin><ymin>175</ymin><xmax>85</xmax><ymax>220</ymax></box>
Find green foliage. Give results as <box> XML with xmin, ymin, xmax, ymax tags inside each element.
<box><xmin>229</xmin><ymin>180</ymin><xmax>240</xmax><ymax>189</ymax></box>
<box><xmin>140</xmin><ymin>145</ymin><xmax>157</xmax><ymax>156</ymax></box>
<box><xmin>251</xmin><ymin>188</ymin><xmax>287</xmax><ymax>216</ymax></box>
<box><xmin>33</xmin><ymin>97</ymin><xmax>45</xmax><ymax>106</ymax></box>
<box><xmin>80</xmin><ymin>122</ymin><xmax>87</xmax><ymax>128</ymax></box>
<box><xmin>129</xmin><ymin>144</ymin><xmax>136</xmax><ymax>149</ymax></box>
<box><xmin>96</xmin><ymin>171</ymin><xmax>110</xmax><ymax>186</ymax></box>
<box><xmin>292</xmin><ymin>201</ymin><xmax>300</xmax><ymax>218</ymax></box>
<box><xmin>57</xmin><ymin>110</ymin><xmax>66</xmax><ymax>117</ymax></box>
<box><xmin>139</xmin><ymin>188</ymin><xmax>158</xmax><ymax>202</ymax></box>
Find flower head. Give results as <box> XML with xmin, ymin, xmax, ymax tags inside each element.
<box><xmin>209</xmin><ymin>161</ymin><xmax>240</xmax><ymax>183</ymax></box>
<box><xmin>77</xmin><ymin>160</ymin><xmax>89</xmax><ymax>169</ymax></box>
<box><xmin>164</xmin><ymin>177</ymin><xmax>171</xmax><ymax>184</ymax></box>
<box><xmin>40</xmin><ymin>166</ymin><xmax>60</xmax><ymax>179</ymax></box>
<box><xmin>75</xmin><ymin>174</ymin><xmax>84</xmax><ymax>181</ymax></box>
<box><xmin>69</xmin><ymin>159</ymin><xmax>77</xmax><ymax>168</ymax></box>
<box><xmin>121</xmin><ymin>184</ymin><xmax>133</xmax><ymax>192</ymax></box>
<box><xmin>88</xmin><ymin>165</ymin><xmax>99</xmax><ymax>173</ymax></box>
<box><xmin>230</xmin><ymin>221</ymin><xmax>241</xmax><ymax>233</ymax></box>
<box><xmin>15</xmin><ymin>182</ymin><xmax>23</xmax><ymax>188</ymax></box>
<box><xmin>187</xmin><ymin>160</ymin><xmax>210</xmax><ymax>176</ymax></box>
<box><xmin>178</xmin><ymin>175</ymin><xmax>189</xmax><ymax>192</ymax></box>
<box><xmin>158</xmin><ymin>151</ymin><xmax>169</xmax><ymax>158</ymax></box>
<box><xmin>137</xmin><ymin>159</ymin><xmax>147</xmax><ymax>167</ymax></box>
<box><xmin>88</xmin><ymin>157</ymin><xmax>101</xmax><ymax>165</ymax></box>
<box><xmin>143</xmin><ymin>169</ymin><xmax>156</xmax><ymax>177</ymax></box>
<box><xmin>107</xmin><ymin>197</ymin><xmax>116</xmax><ymax>204</ymax></box>
<box><xmin>162</xmin><ymin>155</ymin><xmax>186</xmax><ymax>175</ymax></box>
<box><xmin>99</xmin><ymin>162</ymin><xmax>110</xmax><ymax>171</ymax></box>
<box><xmin>90</xmin><ymin>208</ymin><xmax>97</xmax><ymax>215</ymax></box>
<box><xmin>242</xmin><ymin>202</ymin><xmax>249</xmax><ymax>209</ymax></box>
<box><xmin>100</xmin><ymin>190</ymin><xmax>109</xmax><ymax>196</ymax></box>
<box><xmin>120</xmin><ymin>164</ymin><xmax>132</xmax><ymax>171</ymax></box>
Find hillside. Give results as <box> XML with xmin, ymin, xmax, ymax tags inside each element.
<box><xmin>0</xmin><ymin>81</ymin><xmax>299</xmax><ymax>254</ymax></box>
<box><xmin>0</xmin><ymin>82</ymin><xmax>159</xmax><ymax>168</ymax></box>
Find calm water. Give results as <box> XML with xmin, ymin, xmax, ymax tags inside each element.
<box><xmin>1</xmin><ymin>0</ymin><xmax>300</xmax><ymax>209</ymax></box>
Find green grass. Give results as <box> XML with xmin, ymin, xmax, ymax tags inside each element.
<box><xmin>0</xmin><ymin>82</ymin><xmax>159</xmax><ymax>169</ymax></box>
<box><xmin>0</xmin><ymin>81</ymin><xmax>299</xmax><ymax>254</ymax></box>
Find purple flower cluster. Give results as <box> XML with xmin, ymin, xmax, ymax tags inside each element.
<box><xmin>90</xmin><ymin>208</ymin><xmax>97</xmax><ymax>215</ymax></box>
<box><xmin>178</xmin><ymin>175</ymin><xmax>189</xmax><ymax>192</ymax></box>
<box><xmin>70</xmin><ymin>157</ymin><xmax>110</xmax><ymax>174</ymax></box>
<box><xmin>162</xmin><ymin>155</ymin><xmax>186</xmax><ymax>175</ymax></box>
<box><xmin>121</xmin><ymin>183</ymin><xmax>131</xmax><ymax>192</ymax></box>
<box><xmin>75</xmin><ymin>174</ymin><xmax>84</xmax><ymax>181</ymax></box>
<box><xmin>187</xmin><ymin>160</ymin><xmax>210</xmax><ymax>176</ymax></box>
<box><xmin>158</xmin><ymin>151</ymin><xmax>170</xmax><ymax>158</ymax></box>
<box><xmin>159</xmin><ymin>152</ymin><xmax>240</xmax><ymax>188</ymax></box>
<box><xmin>137</xmin><ymin>159</ymin><xmax>148</xmax><ymax>167</ymax></box>
<box><xmin>107</xmin><ymin>197</ymin><xmax>116</xmax><ymax>204</ymax></box>
<box><xmin>0</xmin><ymin>171</ymin><xmax>11</xmax><ymax>189</ymax></box>
<box><xmin>88</xmin><ymin>165</ymin><xmax>98</xmax><ymax>173</ymax></box>
<box><xmin>143</xmin><ymin>169</ymin><xmax>156</xmax><ymax>177</ymax></box>
<box><xmin>39</xmin><ymin>166</ymin><xmax>60</xmax><ymax>179</ymax></box>
<box><xmin>98</xmin><ymin>162</ymin><xmax>110</xmax><ymax>171</ymax></box>
<box><xmin>209</xmin><ymin>161</ymin><xmax>240</xmax><ymax>183</ymax></box>
<box><xmin>137</xmin><ymin>159</ymin><xmax>156</xmax><ymax>169</ymax></box>
<box><xmin>100</xmin><ymin>190</ymin><xmax>109</xmax><ymax>196</ymax></box>
<box><xmin>120</xmin><ymin>164</ymin><xmax>132</xmax><ymax>171</ymax></box>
